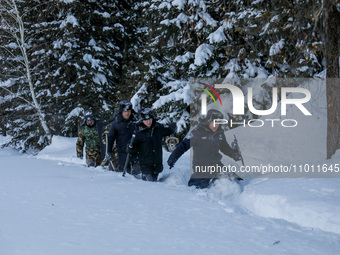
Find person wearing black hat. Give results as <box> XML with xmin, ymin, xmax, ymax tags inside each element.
<box><xmin>167</xmin><ymin>109</ymin><xmax>242</xmax><ymax>189</ymax></box>
<box><xmin>129</xmin><ymin>108</ymin><xmax>176</xmax><ymax>182</ymax></box>
<box><xmin>76</xmin><ymin>110</ymin><xmax>101</xmax><ymax>167</ymax></box>
<box><xmin>106</xmin><ymin>100</ymin><xmax>140</xmax><ymax>174</ymax></box>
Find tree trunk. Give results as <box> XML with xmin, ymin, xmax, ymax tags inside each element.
<box><xmin>324</xmin><ymin>0</ymin><xmax>340</xmax><ymax>159</ymax></box>
<box><xmin>8</xmin><ymin>0</ymin><xmax>52</xmax><ymax>144</ymax></box>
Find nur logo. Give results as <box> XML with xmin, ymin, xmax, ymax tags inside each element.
<box><xmin>199</xmin><ymin>82</ymin><xmax>222</xmax><ymax>115</ymax></box>
<box><xmin>196</xmin><ymin>80</ymin><xmax>313</xmax><ymax>128</ymax></box>
<box><xmin>200</xmin><ymin>83</ymin><xmax>311</xmax><ymax>117</ymax></box>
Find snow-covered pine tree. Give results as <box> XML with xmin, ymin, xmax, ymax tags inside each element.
<box><xmin>113</xmin><ymin>0</ymin><xmax>141</xmax><ymax>105</ymax></box>
<box><xmin>200</xmin><ymin>0</ymin><xmax>326</xmax><ymax>126</ymax></box>
<box><xmin>221</xmin><ymin>0</ymin><xmax>319</xmax><ymax>78</ymax></box>
<box><xmin>1</xmin><ymin>0</ymin><xmax>336</xmax><ymax>154</ymax></box>
<box><xmin>128</xmin><ymin>0</ymin><xmax>190</xmax><ymax>136</ymax></box>
<box><xmin>129</xmin><ymin>0</ymin><xmax>171</xmax><ymax>109</ymax></box>
<box><xmin>1</xmin><ymin>0</ymin><xmax>132</xmax><ymax>148</ymax></box>
<box><xmin>45</xmin><ymin>0</ymin><xmax>123</xmax><ymax>136</ymax></box>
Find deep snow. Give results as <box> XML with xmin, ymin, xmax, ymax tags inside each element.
<box><xmin>1</xmin><ymin>133</ymin><xmax>340</xmax><ymax>255</ymax></box>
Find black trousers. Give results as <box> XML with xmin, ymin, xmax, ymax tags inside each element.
<box><xmin>188</xmin><ymin>178</ymin><xmax>216</xmax><ymax>189</ymax></box>
<box><xmin>141</xmin><ymin>173</ymin><xmax>158</xmax><ymax>182</ymax></box>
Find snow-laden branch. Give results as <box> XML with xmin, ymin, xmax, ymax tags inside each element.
<box><xmin>0</xmin><ymin>83</ymin><xmax>32</xmax><ymax>105</ymax></box>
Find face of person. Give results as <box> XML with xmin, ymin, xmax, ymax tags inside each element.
<box><xmin>142</xmin><ymin>118</ymin><xmax>153</xmax><ymax>128</ymax></box>
<box><xmin>86</xmin><ymin>119</ymin><xmax>94</xmax><ymax>126</ymax></box>
<box><xmin>208</xmin><ymin>121</ymin><xmax>219</xmax><ymax>132</ymax></box>
<box><xmin>122</xmin><ymin>110</ymin><xmax>131</xmax><ymax>120</ymax></box>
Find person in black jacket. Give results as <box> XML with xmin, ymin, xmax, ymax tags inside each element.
<box><xmin>107</xmin><ymin>100</ymin><xmax>139</xmax><ymax>174</ymax></box>
<box><xmin>130</xmin><ymin>108</ymin><xmax>176</xmax><ymax>182</ymax></box>
<box><xmin>167</xmin><ymin>109</ymin><xmax>242</xmax><ymax>189</ymax></box>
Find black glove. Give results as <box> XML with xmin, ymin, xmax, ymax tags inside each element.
<box><xmin>126</xmin><ymin>145</ymin><xmax>137</xmax><ymax>155</ymax></box>
<box><xmin>169</xmin><ymin>122</ymin><xmax>177</xmax><ymax>130</ymax></box>
<box><xmin>232</xmin><ymin>150</ymin><xmax>241</xmax><ymax>161</ymax></box>
<box><xmin>231</xmin><ymin>141</ymin><xmax>237</xmax><ymax>150</ymax></box>
<box><xmin>167</xmin><ymin>158</ymin><xmax>175</xmax><ymax>169</ymax></box>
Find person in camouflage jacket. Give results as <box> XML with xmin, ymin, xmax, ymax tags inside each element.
<box><xmin>76</xmin><ymin>110</ymin><xmax>101</xmax><ymax>167</ymax></box>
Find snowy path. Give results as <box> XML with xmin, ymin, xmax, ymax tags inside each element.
<box><xmin>1</xmin><ymin>144</ymin><xmax>340</xmax><ymax>255</ymax></box>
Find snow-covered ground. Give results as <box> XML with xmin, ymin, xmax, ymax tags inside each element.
<box><xmin>1</xmin><ymin>134</ymin><xmax>340</xmax><ymax>255</ymax></box>
<box><xmin>1</xmin><ymin>80</ymin><xmax>340</xmax><ymax>255</ymax></box>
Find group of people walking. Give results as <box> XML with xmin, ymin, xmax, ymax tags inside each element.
<box><xmin>76</xmin><ymin>100</ymin><xmax>242</xmax><ymax>188</ymax></box>
<box><xmin>76</xmin><ymin>100</ymin><xmax>176</xmax><ymax>182</ymax></box>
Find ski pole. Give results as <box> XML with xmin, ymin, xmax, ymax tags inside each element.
<box><xmin>109</xmin><ymin>160</ymin><xmax>116</xmax><ymax>171</ymax></box>
<box><xmin>100</xmin><ymin>133</ymin><xmax>110</xmax><ymax>167</ymax></box>
<box><xmin>123</xmin><ymin>134</ymin><xmax>136</xmax><ymax>177</ymax></box>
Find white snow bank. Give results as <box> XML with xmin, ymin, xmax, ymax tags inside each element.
<box><xmin>239</xmin><ymin>178</ymin><xmax>340</xmax><ymax>234</ymax></box>
<box><xmin>37</xmin><ymin>135</ymin><xmax>84</xmax><ymax>165</ymax></box>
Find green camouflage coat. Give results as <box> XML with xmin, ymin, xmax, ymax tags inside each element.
<box><xmin>76</xmin><ymin>124</ymin><xmax>101</xmax><ymax>164</ymax></box>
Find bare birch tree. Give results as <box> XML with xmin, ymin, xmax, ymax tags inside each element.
<box><xmin>0</xmin><ymin>0</ymin><xmax>51</xmax><ymax>145</ymax></box>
